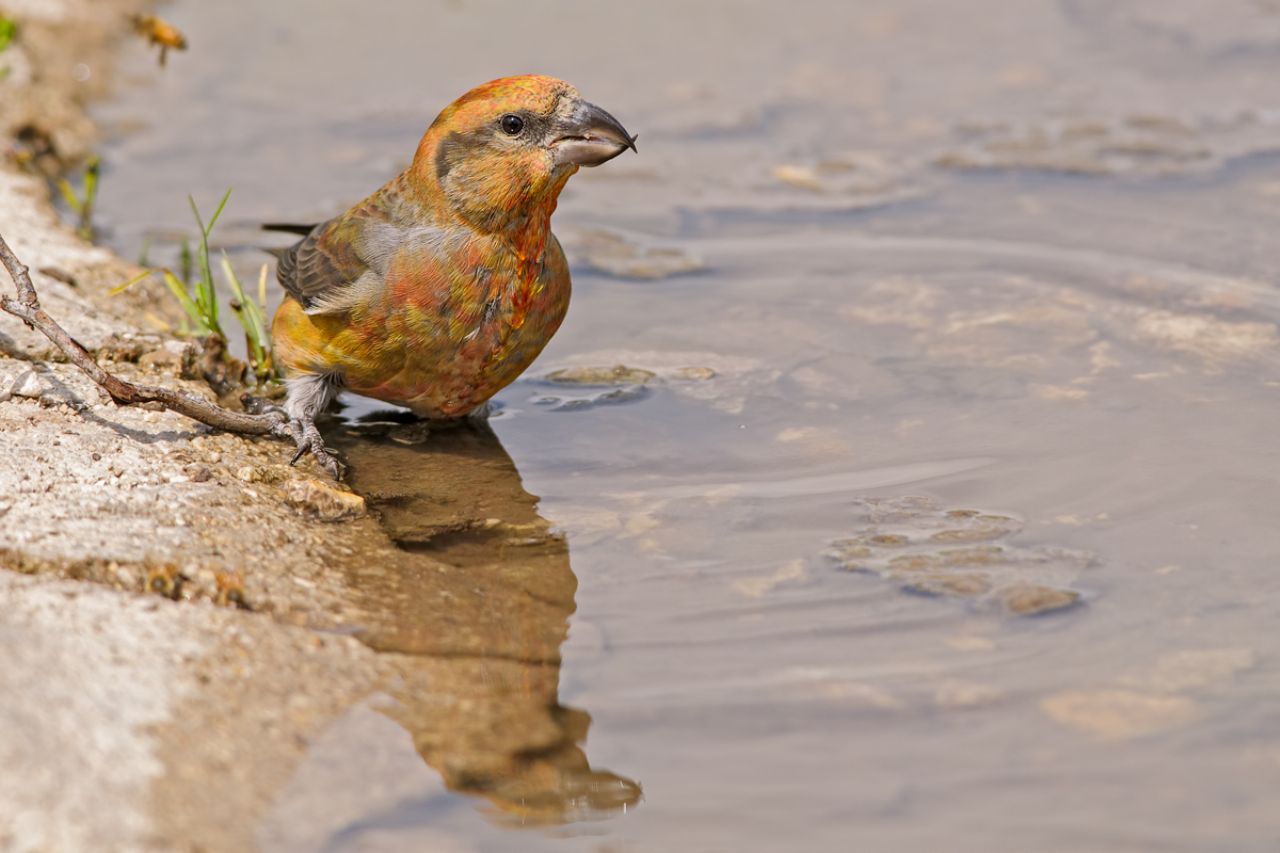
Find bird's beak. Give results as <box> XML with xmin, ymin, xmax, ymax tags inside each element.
<box><xmin>550</xmin><ymin>99</ymin><xmax>637</xmax><ymax>168</ymax></box>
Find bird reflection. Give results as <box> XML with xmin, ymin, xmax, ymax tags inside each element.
<box><xmin>329</xmin><ymin>411</ymin><xmax>640</xmax><ymax>824</ymax></box>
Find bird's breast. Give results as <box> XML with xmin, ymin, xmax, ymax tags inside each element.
<box><xmin>340</xmin><ymin>239</ymin><xmax>571</xmax><ymax>416</ymax></box>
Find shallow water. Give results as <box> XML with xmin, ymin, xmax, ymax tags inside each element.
<box><xmin>92</xmin><ymin>1</ymin><xmax>1280</xmax><ymax>850</ymax></box>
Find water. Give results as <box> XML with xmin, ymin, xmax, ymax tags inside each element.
<box><xmin>92</xmin><ymin>1</ymin><xmax>1280</xmax><ymax>850</ymax></box>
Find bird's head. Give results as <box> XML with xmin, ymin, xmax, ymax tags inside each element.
<box><xmin>411</xmin><ymin>75</ymin><xmax>636</xmax><ymax>233</ymax></box>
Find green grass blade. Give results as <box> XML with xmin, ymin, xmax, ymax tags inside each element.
<box><xmin>76</xmin><ymin>156</ymin><xmax>99</xmax><ymax>240</ymax></box>
<box><xmin>187</xmin><ymin>189</ymin><xmax>232</xmax><ymax>335</ymax></box>
<box><xmin>178</xmin><ymin>238</ymin><xmax>192</xmax><ymax>285</ymax></box>
<box><xmin>161</xmin><ymin>269</ymin><xmax>208</xmax><ymax>334</ymax></box>
<box><xmin>109</xmin><ymin>269</ymin><xmax>154</xmax><ymax>296</ymax></box>
<box><xmin>205</xmin><ymin>187</ymin><xmax>232</xmax><ymax>235</ymax></box>
<box><xmin>0</xmin><ymin>17</ymin><xmax>17</xmax><ymax>53</ymax></box>
<box><xmin>257</xmin><ymin>263</ymin><xmax>268</xmax><ymax>312</ymax></box>
<box><xmin>56</xmin><ymin>178</ymin><xmax>82</xmax><ymax>214</ymax></box>
<box><xmin>0</xmin><ymin>18</ymin><xmax>16</xmax><ymax>81</ymax></box>
<box><xmin>221</xmin><ymin>252</ymin><xmax>270</xmax><ymax>378</ymax></box>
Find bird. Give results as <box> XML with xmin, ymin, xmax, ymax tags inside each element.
<box><xmin>267</xmin><ymin>75</ymin><xmax>636</xmax><ymax>477</ymax></box>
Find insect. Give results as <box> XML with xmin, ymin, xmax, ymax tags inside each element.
<box><xmin>214</xmin><ymin>570</ymin><xmax>250</xmax><ymax>610</ymax></box>
<box><xmin>144</xmin><ymin>561</ymin><xmax>184</xmax><ymax>600</ymax></box>
<box><xmin>131</xmin><ymin>15</ymin><xmax>187</xmax><ymax>67</ymax></box>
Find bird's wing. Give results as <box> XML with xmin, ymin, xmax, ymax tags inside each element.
<box><xmin>274</xmin><ymin>179</ymin><xmax>449</xmax><ymax>315</ymax></box>
<box><xmin>274</xmin><ymin>213</ymin><xmax>382</xmax><ymax>315</ymax></box>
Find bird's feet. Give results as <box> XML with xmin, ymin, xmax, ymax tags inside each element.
<box><xmin>287</xmin><ymin>418</ymin><xmax>345</xmax><ymax>479</ymax></box>
<box><xmin>245</xmin><ymin>383</ymin><xmax>344</xmax><ymax>478</ymax></box>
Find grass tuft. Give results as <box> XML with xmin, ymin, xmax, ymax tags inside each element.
<box><xmin>112</xmin><ymin>188</ymin><xmax>280</xmax><ymax>385</ymax></box>
<box><xmin>56</xmin><ymin>155</ymin><xmax>99</xmax><ymax>241</ymax></box>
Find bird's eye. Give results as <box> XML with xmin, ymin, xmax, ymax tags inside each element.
<box><xmin>500</xmin><ymin>114</ymin><xmax>525</xmax><ymax>136</ymax></box>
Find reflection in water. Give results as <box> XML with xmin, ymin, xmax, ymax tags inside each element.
<box><xmin>331</xmin><ymin>413</ymin><xmax>640</xmax><ymax>825</ymax></box>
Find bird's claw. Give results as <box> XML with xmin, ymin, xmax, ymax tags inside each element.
<box><xmin>287</xmin><ymin>420</ymin><xmax>345</xmax><ymax>480</ymax></box>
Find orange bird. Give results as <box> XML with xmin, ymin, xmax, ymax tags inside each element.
<box><xmin>269</xmin><ymin>75</ymin><xmax>635</xmax><ymax>476</ymax></box>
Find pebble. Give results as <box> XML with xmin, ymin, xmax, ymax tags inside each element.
<box><xmin>284</xmin><ymin>478</ymin><xmax>366</xmax><ymax>521</ymax></box>
<box><xmin>999</xmin><ymin>584</ymin><xmax>1081</xmax><ymax>616</ymax></box>
<box><xmin>12</xmin><ymin>370</ymin><xmax>46</xmax><ymax>399</ymax></box>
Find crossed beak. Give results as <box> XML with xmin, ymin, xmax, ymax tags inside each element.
<box><xmin>551</xmin><ymin>99</ymin><xmax>637</xmax><ymax>167</ymax></box>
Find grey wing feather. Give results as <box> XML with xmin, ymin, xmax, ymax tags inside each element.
<box><xmin>273</xmin><ymin>221</ymin><xmax>374</xmax><ymax>315</ymax></box>
<box><xmin>270</xmin><ymin>200</ymin><xmax>444</xmax><ymax>315</ymax></box>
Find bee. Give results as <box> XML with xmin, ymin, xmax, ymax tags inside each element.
<box><xmin>131</xmin><ymin>15</ymin><xmax>187</xmax><ymax>67</ymax></box>
<box><xmin>144</xmin><ymin>561</ymin><xmax>184</xmax><ymax>600</ymax></box>
<box><xmin>214</xmin><ymin>570</ymin><xmax>250</xmax><ymax>610</ymax></box>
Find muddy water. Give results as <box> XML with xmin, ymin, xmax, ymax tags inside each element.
<box><xmin>92</xmin><ymin>1</ymin><xmax>1280</xmax><ymax>850</ymax></box>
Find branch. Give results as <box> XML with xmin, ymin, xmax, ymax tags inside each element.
<box><xmin>0</xmin><ymin>229</ymin><xmax>286</xmax><ymax>437</ymax></box>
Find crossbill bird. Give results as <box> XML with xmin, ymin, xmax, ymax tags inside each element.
<box><xmin>268</xmin><ymin>75</ymin><xmax>636</xmax><ymax>476</ymax></box>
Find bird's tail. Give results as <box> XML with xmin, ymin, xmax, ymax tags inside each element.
<box><xmin>261</xmin><ymin>222</ymin><xmax>316</xmax><ymax>237</ymax></box>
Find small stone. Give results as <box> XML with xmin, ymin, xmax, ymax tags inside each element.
<box><xmin>774</xmin><ymin>153</ymin><xmax>901</xmax><ymax>195</ymax></box>
<box><xmin>774</xmin><ymin>164</ymin><xmax>824</xmax><ymax>191</ymax></box>
<box><xmin>12</xmin><ymin>370</ymin><xmax>46</xmax><ymax>399</ymax></box>
<box><xmin>999</xmin><ymin>584</ymin><xmax>1080</xmax><ymax>615</ymax></box>
<box><xmin>672</xmin><ymin>366</ymin><xmax>716</xmax><ymax>381</ymax></box>
<box><xmin>284</xmin><ymin>478</ymin><xmax>366</xmax><ymax>521</ymax></box>
<box><xmin>235</xmin><ymin>465</ymin><xmax>288</xmax><ymax>484</ymax></box>
<box><xmin>138</xmin><ymin>341</ymin><xmax>190</xmax><ymax>373</ymax></box>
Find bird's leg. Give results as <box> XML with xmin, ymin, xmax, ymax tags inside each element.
<box><xmin>282</xmin><ymin>373</ymin><xmax>344</xmax><ymax>479</ymax></box>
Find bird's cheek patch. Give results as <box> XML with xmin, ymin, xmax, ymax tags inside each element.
<box><xmin>433</xmin><ymin>128</ymin><xmax>491</xmax><ymax>184</ymax></box>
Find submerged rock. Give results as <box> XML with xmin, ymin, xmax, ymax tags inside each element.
<box><xmin>671</xmin><ymin>366</ymin><xmax>716</xmax><ymax>381</ymax></box>
<box><xmin>935</xmin><ymin>111</ymin><xmax>1280</xmax><ymax>178</ymax></box>
<box><xmin>1040</xmin><ymin>689</ymin><xmax>1199</xmax><ymax>739</ymax></box>
<box><xmin>531</xmin><ymin>385</ymin><xmax>650</xmax><ymax>412</ymax></box>
<box><xmin>829</xmin><ymin>496</ymin><xmax>1090</xmax><ymax>616</ymax></box>
<box><xmin>534</xmin><ymin>364</ymin><xmax>656</xmax><ymax>412</ymax></box>
<box><xmin>544</xmin><ymin>364</ymin><xmax>657</xmax><ymax>386</ymax></box>
<box><xmin>773</xmin><ymin>151</ymin><xmax>904</xmax><ymax>195</ymax></box>
<box><xmin>567</xmin><ymin>228</ymin><xmax>704</xmax><ymax>280</ymax></box>
<box><xmin>999</xmin><ymin>583</ymin><xmax>1080</xmax><ymax>616</ymax></box>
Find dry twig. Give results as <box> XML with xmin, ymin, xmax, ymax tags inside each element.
<box><xmin>0</xmin><ymin>229</ymin><xmax>288</xmax><ymax>437</ymax></box>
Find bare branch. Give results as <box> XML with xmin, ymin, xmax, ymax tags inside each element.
<box><xmin>0</xmin><ymin>229</ymin><xmax>287</xmax><ymax>437</ymax></box>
